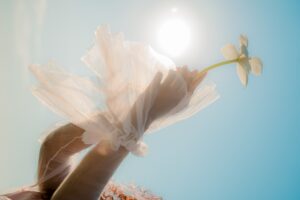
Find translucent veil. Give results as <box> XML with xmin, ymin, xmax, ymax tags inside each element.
<box><xmin>30</xmin><ymin>25</ymin><xmax>219</xmax><ymax>156</ymax></box>
<box><xmin>1</xmin><ymin>25</ymin><xmax>219</xmax><ymax>199</ymax></box>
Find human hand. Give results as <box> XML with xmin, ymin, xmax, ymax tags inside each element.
<box><xmin>113</xmin><ymin>66</ymin><xmax>206</xmax><ymax>155</ymax></box>
<box><xmin>148</xmin><ymin>66</ymin><xmax>206</xmax><ymax>122</ymax></box>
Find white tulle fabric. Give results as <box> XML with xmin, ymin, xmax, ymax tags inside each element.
<box><xmin>30</xmin><ymin>25</ymin><xmax>219</xmax><ymax>156</ymax></box>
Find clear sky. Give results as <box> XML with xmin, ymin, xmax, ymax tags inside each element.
<box><xmin>0</xmin><ymin>0</ymin><xmax>299</xmax><ymax>199</ymax></box>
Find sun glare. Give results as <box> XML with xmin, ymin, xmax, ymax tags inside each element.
<box><xmin>157</xmin><ymin>18</ymin><xmax>191</xmax><ymax>57</ymax></box>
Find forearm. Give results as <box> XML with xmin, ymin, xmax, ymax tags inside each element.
<box><xmin>38</xmin><ymin>123</ymin><xmax>90</xmax><ymax>196</ymax></box>
<box><xmin>49</xmin><ymin>87</ymin><xmax>157</xmax><ymax>200</ymax></box>
<box><xmin>51</xmin><ymin>141</ymin><xmax>129</xmax><ymax>200</ymax></box>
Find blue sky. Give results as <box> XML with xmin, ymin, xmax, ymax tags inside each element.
<box><xmin>0</xmin><ymin>0</ymin><xmax>299</xmax><ymax>199</ymax></box>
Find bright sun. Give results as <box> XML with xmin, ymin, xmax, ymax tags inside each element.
<box><xmin>157</xmin><ymin>18</ymin><xmax>191</xmax><ymax>57</ymax></box>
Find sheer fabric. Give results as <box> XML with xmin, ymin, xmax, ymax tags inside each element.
<box><xmin>2</xmin><ymin>25</ymin><xmax>219</xmax><ymax>200</ymax></box>
<box><xmin>30</xmin><ymin>25</ymin><xmax>219</xmax><ymax>156</ymax></box>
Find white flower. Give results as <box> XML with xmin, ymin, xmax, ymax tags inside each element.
<box><xmin>221</xmin><ymin>35</ymin><xmax>263</xmax><ymax>86</ymax></box>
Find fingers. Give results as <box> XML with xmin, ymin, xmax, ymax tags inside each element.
<box><xmin>156</xmin><ymin>67</ymin><xmax>206</xmax><ymax>97</ymax></box>
<box><xmin>141</xmin><ymin>71</ymin><xmax>163</xmax><ymax>101</ymax></box>
<box><xmin>176</xmin><ymin>66</ymin><xmax>207</xmax><ymax>93</ymax></box>
<box><xmin>190</xmin><ymin>71</ymin><xmax>207</xmax><ymax>92</ymax></box>
<box><xmin>134</xmin><ymin>71</ymin><xmax>163</xmax><ymax>108</ymax></box>
<box><xmin>178</xmin><ymin>66</ymin><xmax>195</xmax><ymax>89</ymax></box>
<box><xmin>145</xmin><ymin>71</ymin><xmax>163</xmax><ymax>99</ymax></box>
<box><xmin>132</xmin><ymin>71</ymin><xmax>163</xmax><ymax>125</ymax></box>
<box><xmin>152</xmin><ymin>71</ymin><xmax>163</xmax><ymax>86</ymax></box>
<box><xmin>163</xmin><ymin>69</ymin><xmax>177</xmax><ymax>87</ymax></box>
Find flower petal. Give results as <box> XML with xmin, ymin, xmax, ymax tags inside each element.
<box><xmin>249</xmin><ymin>57</ymin><xmax>263</xmax><ymax>76</ymax></box>
<box><xmin>239</xmin><ymin>35</ymin><xmax>249</xmax><ymax>57</ymax></box>
<box><xmin>239</xmin><ymin>35</ymin><xmax>248</xmax><ymax>47</ymax></box>
<box><xmin>221</xmin><ymin>44</ymin><xmax>239</xmax><ymax>60</ymax></box>
<box><xmin>236</xmin><ymin>63</ymin><xmax>248</xmax><ymax>86</ymax></box>
<box><xmin>239</xmin><ymin>58</ymin><xmax>251</xmax><ymax>73</ymax></box>
<box><xmin>240</xmin><ymin>45</ymin><xmax>249</xmax><ymax>57</ymax></box>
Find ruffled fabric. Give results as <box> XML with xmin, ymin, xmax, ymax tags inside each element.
<box><xmin>30</xmin><ymin>25</ymin><xmax>219</xmax><ymax>156</ymax></box>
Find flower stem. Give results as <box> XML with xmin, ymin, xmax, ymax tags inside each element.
<box><xmin>197</xmin><ymin>58</ymin><xmax>238</xmax><ymax>77</ymax></box>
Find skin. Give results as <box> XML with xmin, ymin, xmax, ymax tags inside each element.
<box><xmin>3</xmin><ymin>68</ymin><xmax>206</xmax><ymax>200</ymax></box>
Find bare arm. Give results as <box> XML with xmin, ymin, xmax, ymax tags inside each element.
<box><xmin>50</xmin><ymin>141</ymin><xmax>128</xmax><ymax>200</ymax></box>
<box><xmin>2</xmin><ymin>68</ymin><xmax>206</xmax><ymax>200</ymax></box>
<box><xmin>50</xmin><ymin>69</ymin><xmax>206</xmax><ymax>200</ymax></box>
<box><xmin>3</xmin><ymin>123</ymin><xmax>90</xmax><ymax>200</ymax></box>
<box><xmin>50</xmin><ymin>72</ymin><xmax>164</xmax><ymax>200</ymax></box>
<box><xmin>37</xmin><ymin>123</ymin><xmax>90</xmax><ymax>198</ymax></box>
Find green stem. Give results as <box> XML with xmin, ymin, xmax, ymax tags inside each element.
<box><xmin>197</xmin><ymin>58</ymin><xmax>238</xmax><ymax>76</ymax></box>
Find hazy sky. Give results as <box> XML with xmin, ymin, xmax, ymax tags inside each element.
<box><xmin>0</xmin><ymin>0</ymin><xmax>299</xmax><ymax>199</ymax></box>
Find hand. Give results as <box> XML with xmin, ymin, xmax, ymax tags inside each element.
<box><xmin>110</xmin><ymin>66</ymin><xmax>206</xmax><ymax>153</ymax></box>
<box><xmin>148</xmin><ymin>66</ymin><xmax>206</xmax><ymax>122</ymax></box>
